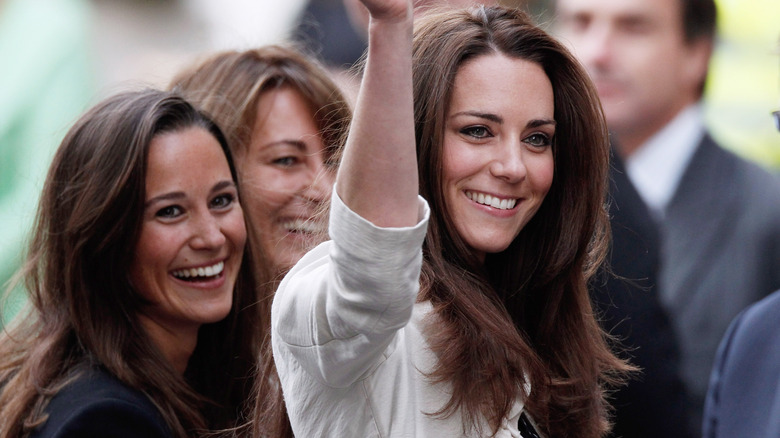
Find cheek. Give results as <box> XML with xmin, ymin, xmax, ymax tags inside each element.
<box><xmin>240</xmin><ymin>170</ymin><xmax>296</xmax><ymax>215</ymax></box>
<box><xmin>441</xmin><ymin>139</ymin><xmax>479</xmax><ymax>188</ymax></box>
<box><xmin>133</xmin><ymin>226</ymin><xmax>170</xmax><ymax>269</ymax></box>
<box><xmin>129</xmin><ymin>235</ymin><xmax>168</xmax><ymax>298</ymax></box>
<box><xmin>227</xmin><ymin>211</ymin><xmax>248</xmax><ymax>250</ymax></box>
<box><xmin>528</xmin><ymin>153</ymin><xmax>555</xmax><ymax>196</ymax></box>
<box><xmin>633</xmin><ymin>40</ymin><xmax>679</xmax><ymax>82</ymax></box>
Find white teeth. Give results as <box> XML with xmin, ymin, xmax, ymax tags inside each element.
<box><xmin>282</xmin><ymin>218</ymin><xmax>323</xmax><ymax>234</ymax></box>
<box><xmin>466</xmin><ymin>191</ymin><xmax>517</xmax><ymax>210</ymax></box>
<box><xmin>172</xmin><ymin>261</ymin><xmax>224</xmax><ymax>280</ymax></box>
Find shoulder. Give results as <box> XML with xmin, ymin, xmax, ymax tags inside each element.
<box><xmin>692</xmin><ymin>134</ymin><xmax>780</xmax><ymax>225</ymax></box>
<box><xmin>704</xmin><ymin>134</ymin><xmax>780</xmax><ymax>193</ymax></box>
<box><xmin>714</xmin><ymin>290</ymin><xmax>780</xmax><ymax>373</ymax></box>
<box><xmin>30</xmin><ymin>367</ymin><xmax>171</xmax><ymax>438</ymax></box>
<box><xmin>704</xmin><ymin>290</ymin><xmax>780</xmax><ymax>435</ymax></box>
<box><xmin>728</xmin><ymin>290</ymin><xmax>780</xmax><ymax>345</ymax></box>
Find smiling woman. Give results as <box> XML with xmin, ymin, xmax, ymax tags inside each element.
<box><xmin>0</xmin><ymin>89</ymin><xmax>261</xmax><ymax>438</ymax></box>
<box><xmin>270</xmin><ymin>3</ymin><xmax>632</xmax><ymax>438</ymax></box>
<box><xmin>442</xmin><ymin>54</ymin><xmax>556</xmax><ymax>262</ymax></box>
<box><xmin>130</xmin><ymin>127</ymin><xmax>246</xmax><ymax>374</ymax></box>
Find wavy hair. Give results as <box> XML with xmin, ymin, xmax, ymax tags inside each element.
<box><xmin>412</xmin><ymin>6</ymin><xmax>630</xmax><ymax>437</ymax></box>
<box><xmin>0</xmin><ymin>89</ymin><xmax>260</xmax><ymax>438</ymax></box>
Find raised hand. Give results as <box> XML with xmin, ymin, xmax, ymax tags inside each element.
<box><xmin>357</xmin><ymin>0</ymin><xmax>412</xmax><ymax>22</ymax></box>
<box><xmin>337</xmin><ymin>0</ymin><xmax>417</xmax><ymax>228</ymax></box>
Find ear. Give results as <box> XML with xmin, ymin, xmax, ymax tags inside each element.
<box><xmin>682</xmin><ymin>37</ymin><xmax>714</xmax><ymax>96</ymax></box>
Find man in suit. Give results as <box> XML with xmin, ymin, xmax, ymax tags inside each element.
<box><xmin>554</xmin><ymin>0</ymin><xmax>780</xmax><ymax>434</ymax></box>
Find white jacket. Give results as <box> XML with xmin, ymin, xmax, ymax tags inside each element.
<box><xmin>272</xmin><ymin>192</ymin><xmax>529</xmax><ymax>437</ymax></box>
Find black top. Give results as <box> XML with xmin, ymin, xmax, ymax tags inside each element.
<box><xmin>30</xmin><ymin>366</ymin><xmax>171</xmax><ymax>438</ymax></box>
<box><xmin>591</xmin><ymin>150</ymin><xmax>694</xmax><ymax>437</ymax></box>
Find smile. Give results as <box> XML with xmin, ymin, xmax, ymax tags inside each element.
<box><xmin>282</xmin><ymin>218</ymin><xmax>323</xmax><ymax>234</ymax></box>
<box><xmin>465</xmin><ymin>190</ymin><xmax>518</xmax><ymax>210</ymax></box>
<box><xmin>172</xmin><ymin>261</ymin><xmax>224</xmax><ymax>281</ymax></box>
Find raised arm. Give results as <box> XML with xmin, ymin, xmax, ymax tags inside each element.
<box><xmin>336</xmin><ymin>0</ymin><xmax>417</xmax><ymax>228</ymax></box>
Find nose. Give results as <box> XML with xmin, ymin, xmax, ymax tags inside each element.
<box><xmin>489</xmin><ymin>140</ymin><xmax>527</xmax><ymax>184</ymax></box>
<box><xmin>576</xmin><ymin>24</ymin><xmax>613</xmax><ymax>72</ymax></box>
<box><xmin>190</xmin><ymin>214</ymin><xmax>227</xmax><ymax>250</ymax></box>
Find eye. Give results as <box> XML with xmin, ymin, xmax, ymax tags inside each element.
<box><xmin>619</xmin><ymin>17</ymin><xmax>653</xmax><ymax>35</ymax></box>
<box><xmin>563</xmin><ymin>13</ymin><xmax>591</xmax><ymax>33</ymax></box>
<box><xmin>460</xmin><ymin>126</ymin><xmax>492</xmax><ymax>139</ymax></box>
<box><xmin>273</xmin><ymin>156</ymin><xmax>299</xmax><ymax>167</ymax></box>
<box><xmin>210</xmin><ymin>193</ymin><xmax>235</xmax><ymax>210</ymax></box>
<box><xmin>156</xmin><ymin>205</ymin><xmax>183</xmax><ymax>219</ymax></box>
<box><xmin>524</xmin><ymin>133</ymin><xmax>552</xmax><ymax>148</ymax></box>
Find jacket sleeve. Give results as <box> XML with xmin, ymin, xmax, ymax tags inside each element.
<box><xmin>272</xmin><ymin>189</ymin><xmax>429</xmax><ymax>388</ymax></box>
<box><xmin>702</xmin><ymin>307</ymin><xmax>744</xmax><ymax>438</ymax></box>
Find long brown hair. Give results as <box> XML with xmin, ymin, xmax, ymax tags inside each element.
<box><xmin>171</xmin><ymin>45</ymin><xmax>352</xmax><ymax>438</ymax></box>
<box><xmin>0</xmin><ymin>89</ymin><xmax>261</xmax><ymax>438</ymax></box>
<box><xmin>413</xmin><ymin>6</ymin><xmax>630</xmax><ymax>437</ymax></box>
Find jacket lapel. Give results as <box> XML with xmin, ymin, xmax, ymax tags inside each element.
<box><xmin>659</xmin><ymin>134</ymin><xmax>739</xmax><ymax>307</ymax></box>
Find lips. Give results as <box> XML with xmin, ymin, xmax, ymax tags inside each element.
<box><xmin>466</xmin><ymin>190</ymin><xmax>518</xmax><ymax>210</ymax></box>
<box><xmin>171</xmin><ymin>261</ymin><xmax>224</xmax><ymax>282</ymax></box>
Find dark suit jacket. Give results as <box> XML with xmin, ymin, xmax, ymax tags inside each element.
<box><xmin>660</xmin><ymin>134</ymin><xmax>780</xmax><ymax>431</ymax></box>
<box><xmin>591</xmin><ymin>151</ymin><xmax>694</xmax><ymax>437</ymax></box>
<box><xmin>30</xmin><ymin>366</ymin><xmax>171</xmax><ymax>438</ymax></box>
<box><xmin>703</xmin><ymin>289</ymin><xmax>780</xmax><ymax>437</ymax></box>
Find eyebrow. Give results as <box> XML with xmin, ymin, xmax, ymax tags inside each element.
<box><xmin>528</xmin><ymin>118</ymin><xmax>557</xmax><ymax>128</ymax></box>
<box><xmin>452</xmin><ymin>111</ymin><xmax>504</xmax><ymax>124</ymax></box>
<box><xmin>145</xmin><ymin>180</ymin><xmax>236</xmax><ymax>208</ymax></box>
<box><xmin>263</xmin><ymin>139</ymin><xmax>307</xmax><ymax>151</ymax></box>
<box><xmin>451</xmin><ymin>111</ymin><xmax>557</xmax><ymax>128</ymax></box>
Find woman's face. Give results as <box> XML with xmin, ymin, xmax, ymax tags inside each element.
<box><xmin>442</xmin><ymin>53</ymin><xmax>555</xmax><ymax>262</ymax></box>
<box><xmin>238</xmin><ymin>85</ymin><xmax>335</xmax><ymax>273</ymax></box>
<box><xmin>130</xmin><ymin>127</ymin><xmax>246</xmax><ymax>352</ymax></box>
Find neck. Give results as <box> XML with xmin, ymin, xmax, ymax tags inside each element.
<box><xmin>614</xmin><ymin>101</ymin><xmax>697</xmax><ymax>158</ymax></box>
<box><xmin>138</xmin><ymin>314</ymin><xmax>199</xmax><ymax>374</ymax></box>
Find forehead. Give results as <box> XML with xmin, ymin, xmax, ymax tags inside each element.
<box><xmin>449</xmin><ymin>53</ymin><xmax>554</xmax><ymax>116</ymax></box>
<box><xmin>146</xmin><ymin>127</ymin><xmax>230</xmax><ymax>188</ymax></box>
<box><xmin>255</xmin><ymin>86</ymin><xmax>317</xmax><ymax>126</ymax></box>
<box><xmin>557</xmin><ymin>0</ymin><xmax>682</xmax><ymax>24</ymax></box>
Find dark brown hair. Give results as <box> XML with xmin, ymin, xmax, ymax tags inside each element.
<box><xmin>680</xmin><ymin>0</ymin><xmax>717</xmax><ymax>43</ymax></box>
<box><xmin>0</xmin><ymin>89</ymin><xmax>260</xmax><ymax>438</ymax></box>
<box><xmin>413</xmin><ymin>6</ymin><xmax>630</xmax><ymax>437</ymax></box>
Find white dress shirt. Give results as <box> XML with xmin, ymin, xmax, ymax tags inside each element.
<box><xmin>625</xmin><ymin>104</ymin><xmax>705</xmax><ymax>217</ymax></box>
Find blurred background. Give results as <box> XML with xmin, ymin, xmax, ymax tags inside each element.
<box><xmin>1</xmin><ymin>0</ymin><xmax>778</xmax><ymax>325</ymax></box>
